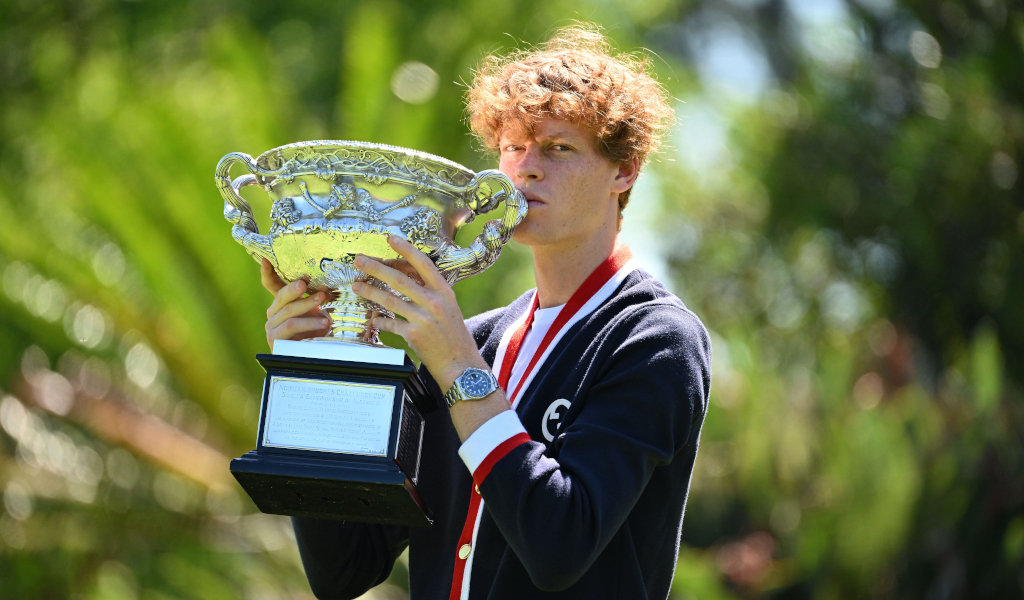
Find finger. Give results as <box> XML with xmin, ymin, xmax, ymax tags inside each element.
<box><xmin>362</xmin><ymin>310</ymin><xmax>385</xmax><ymax>343</ymax></box>
<box><xmin>386</xmin><ymin>235</ymin><xmax>449</xmax><ymax>290</ymax></box>
<box><xmin>268</xmin><ymin>316</ymin><xmax>330</xmax><ymax>343</ymax></box>
<box><xmin>268</xmin><ymin>290</ymin><xmax>326</xmax><ymax>330</ymax></box>
<box><xmin>260</xmin><ymin>258</ymin><xmax>287</xmax><ymax>295</ymax></box>
<box><xmin>351</xmin><ymin>280</ymin><xmax>420</xmax><ymax>319</ymax></box>
<box><xmin>267</xmin><ymin>279</ymin><xmax>310</xmax><ymax>320</ymax></box>
<box><xmin>371</xmin><ymin>314</ymin><xmax>410</xmax><ymax>339</ymax></box>
<box><xmin>355</xmin><ymin>255</ymin><xmax>430</xmax><ymax>304</ymax></box>
<box><xmin>380</xmin><ymin>258</ymin><xmax>425</xmax><ymax>284</ymax></box>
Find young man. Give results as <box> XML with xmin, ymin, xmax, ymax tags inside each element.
<box><xmin>261</xmin><ymin>26</ymin><xmax>711</xmax><ymax>600</ymax></box>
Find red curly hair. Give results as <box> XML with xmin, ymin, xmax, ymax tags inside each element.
<box><xmin>466</xmin><ymin>24</ymin><xmax>674</xmax><ymax>215</ymax></box>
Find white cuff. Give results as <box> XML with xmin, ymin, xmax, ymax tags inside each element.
<box><xmin>457</xmin><ymin>410</ymin><xmax>528</xmax><ymax>475</ymax></box>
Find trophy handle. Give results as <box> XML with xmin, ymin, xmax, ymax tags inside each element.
<box><xmin>434</xmin><ymin>170</ymin><xmax>527</xmax><ymax>284</ymax></box>
<box><xmin>216</xmin><ymin>153</ymin><xmax>278</xmax><ymax>268</ymax></box>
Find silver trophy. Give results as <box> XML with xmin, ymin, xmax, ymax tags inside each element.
<box><xmin>216</xmin><ymin>141</ymin><xmax>526</xmax><ymax>526</ymax></box>
<box><xmin>216</xmin><ymin>140</ymin><xmax>527</xmax><ymax>346</ymax></box>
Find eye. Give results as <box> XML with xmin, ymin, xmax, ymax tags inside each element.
<box><xmin>550</xmin><ymin>144</ymin><xmax>574</xmax><ymax>152</ymax></box>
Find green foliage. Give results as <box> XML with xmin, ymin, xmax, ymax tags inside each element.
<box><xmin>0</xmin><ymin>0</ymin><xmax>1022</xmax><ymax>599</ymax></box>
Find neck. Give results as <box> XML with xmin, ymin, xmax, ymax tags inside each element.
<box><xmin>531</xmin><ymin>231</ymin><xmax>620</xmax><ymax>309</ymax></box>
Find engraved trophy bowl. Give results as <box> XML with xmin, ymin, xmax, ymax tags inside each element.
<box><xmin>215</xmin><ymin>141</ymin><xmax>528</xmax><ymax>346</ymax></box>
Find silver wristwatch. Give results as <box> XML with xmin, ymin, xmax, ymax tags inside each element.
<box><xmin>444</xmin><ymin>367</ymin><xmax>500</xmax><ymax>407</ymax></box>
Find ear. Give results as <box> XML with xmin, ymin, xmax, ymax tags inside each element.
<box><xmin>610</xmin><ymin>156</ymin><xmax>640</xmax><ymax>194</ymax></box>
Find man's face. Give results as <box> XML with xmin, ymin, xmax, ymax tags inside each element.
<box><xmin>498</xmin><ymin>118</ymin><xmax>631</xmax><ymax>250</ymax></box>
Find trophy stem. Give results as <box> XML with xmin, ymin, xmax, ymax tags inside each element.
<box><xmin>313</xmin><ymin>289</ymin><xmax>395</xmax><ymax>346</ymax></box>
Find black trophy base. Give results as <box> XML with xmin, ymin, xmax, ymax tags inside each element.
<box><xmin>230</xmin><ymin>450</ymin><xmax>431</xmax><ymax>527</ymax></box>
<box><xmin>230</xmin><ymin>352</ymin><xmax>436</xmax><ymax>527</ymax></box>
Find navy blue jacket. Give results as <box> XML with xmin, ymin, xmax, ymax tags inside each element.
<box><xmin>292</xmin><ymin>270</ymin><xmax>711</xmax><ymax>599</ymax></box>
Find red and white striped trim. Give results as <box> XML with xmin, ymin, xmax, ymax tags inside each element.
<box><xmin>449</xmin><ymin>246</ymin><xmax>639</xmax><ymax>600</ymax></box>
<box><xmin>458</xmin><ymin>411</ymin><xmax>528</xmax><ymax>475</ymax></box>
<box><xmin>505</xmin><ymin>257</ymin><xmax>639</xmax><ymax>407</ymax></box>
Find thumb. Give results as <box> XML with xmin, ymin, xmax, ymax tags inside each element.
<box><xmin>260</xmin><ymin>258</ymin><xmax>287</xmax><ymax>295</ymax></box>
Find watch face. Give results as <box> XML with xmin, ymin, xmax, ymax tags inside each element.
<box><xmin>463</xmin><ymin>371</ymin><xmax>492</xmax><ymax>397</ymax></box>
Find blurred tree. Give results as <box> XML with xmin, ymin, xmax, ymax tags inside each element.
<box><xmin>0</xmin><ymin>0</ymin><xmax>1021</xmax><ymax>599</ymax></box>
<box><xmin>653</xmin><ymin>0</ymin><xmax>1024</xmax><ymax>598</ymax></box>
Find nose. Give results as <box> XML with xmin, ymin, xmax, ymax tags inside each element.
<box><xmin>504</xmin><ymin>146</ymin><xmax>543</xmax><ymax>183</ymax></box>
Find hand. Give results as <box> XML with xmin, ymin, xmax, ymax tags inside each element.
<box><xmin>351</xmin><ymin>236</ymin><xmax>488</xmax><ymax>391</ymax></box>
<box><xmin>261</xmin><ymin>258</ymin><xmax>331</xmax><ymax>349</ymax></box>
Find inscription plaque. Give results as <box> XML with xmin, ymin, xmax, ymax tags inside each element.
<box><xmin>230</xmin><ymin>354</ymin><xmax>434</xmax><ymax>525</ymax></box>
<box><xmin>263</xmin><ymin>376</ymin><xmax>396</xmax><ymax>456</ymax></box>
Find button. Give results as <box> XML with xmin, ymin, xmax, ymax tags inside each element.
<box><xmin>474</xmin><ymin>484</ymin><xmax>480</xmax><ymax>495</ymax></box>
<box><xmin>458</xmin><ymin>544</ymin><xmax>471</xmax><ymax>559</ymax></box>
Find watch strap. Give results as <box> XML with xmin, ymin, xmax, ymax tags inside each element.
<box><xmin>444</xmin><ymin>368</ymin><xmax>499</xmax><ymax>407</ymax></box>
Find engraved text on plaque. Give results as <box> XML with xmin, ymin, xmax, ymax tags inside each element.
<box><xmin>263</xmin><ymin>376</ymin><xmax>396</xmax><ymax>456</ymax></box>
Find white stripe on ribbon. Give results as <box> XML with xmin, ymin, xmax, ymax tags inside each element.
<box><xmin>490</xmin><ymin>295</ymin><xmax>536</xmax><ymax>391</ymax></box>
<box><xmin>461</xmin><ymin>500</ymin><xmax>486</xmax><ymax>600</ymax></box>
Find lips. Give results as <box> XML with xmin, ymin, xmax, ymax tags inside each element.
<box><xmin>520</xmin><ymin>191</ymin><xmax>544</xmax><ymax>207</ymax></box>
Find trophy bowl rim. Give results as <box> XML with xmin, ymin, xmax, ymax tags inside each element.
<box><xmin>256</xmin><ymin>140</ymin><xmax>476</xmax><ymax>178</ymax></box>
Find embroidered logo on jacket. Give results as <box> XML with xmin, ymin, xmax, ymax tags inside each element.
<box><xmin>541</xmin><ymin>398</ymin><xmax>572</xmax><ymax>442</ymax></box>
